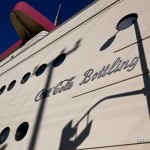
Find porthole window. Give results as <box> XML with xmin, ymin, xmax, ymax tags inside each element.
<box><xmin>116</xmin><ymin>13</ymin><xmax>138</xmax><ymax>31</ymax></box>
<box><xmin>21</xmin><ymin>72</ymin><xmax>31</xmax><ymax>84</ymax></box>
<box><xmin>0</xmin><ymin>127</ymin><xmax>10</xmax><ymax>144</ymax></box>
<box><xmin>7</xmin><ymin>80</ymin><xmax>16</xmax><ymax>91</ymax></box>
<box><xmin>35</xmin><ymin>64</ymin><xmax>47</xmax><ymax>76</ymax></box>
<box><xmin>53</xmin><ymin>53</ymin><xmax>66</xmax><ymax>67</ymax></box>
<box><xmin>0</xmin><ymin>86</ymin><xmax>6</xmax><ymax>95</ymax></box>
<box><xmin>15</xmin><ymin>122</ymin><xmax>29</xmax><ymax>141</ymax></box>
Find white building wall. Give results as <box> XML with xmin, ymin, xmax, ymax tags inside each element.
<box><xmin>0</xmin><ymin>0</ymin><xmax>150</xmax><ymax>149</ymax></box>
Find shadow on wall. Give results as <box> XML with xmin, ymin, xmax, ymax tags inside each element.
<box><xmin>59</xmin><ymin>120</ymin><xmax>92</xmax><ymax>150</ymax></box>
<box><xmin>28</xmin><ymin>38</ymin><xmax>82</xmax><ymax>150</ymax></box>
<box><xmin>29</xmin><ymin>14</ymin><xmax>150</xmax><ymax>150</ymax></box>
<box><xmin>58</xmin><ymin>19</ymin><xmax>150</xmax><ymax>149</ymax></box>
<box><xmin>100</xmin><ymin>31</ymin><xmax>118</xmax><ymax>51</ymax></box>
<box><xmin>0</xmin><ymin>144</ymin><xmax>7</xmax><ymax>150</ymax></box>
<box><xmin>60</xmin><ymin>71</ymin><xmax>150</xmax><ymax>149</ymax></box>
<box><xmin>100</xmin><ymin>17</ymin><xmax>150</xmax><ymax>117</ymax></box>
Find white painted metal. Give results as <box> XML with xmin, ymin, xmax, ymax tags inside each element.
<box><xmin>0</xmin><ymin>0</ymin><xmax>150</xmax><ymax>149</ymax></box>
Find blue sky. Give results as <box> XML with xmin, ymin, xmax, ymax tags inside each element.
<box><xmin>0</xmin><ymin>0</ymin><xmax>94</xmax><ymax>54</ymax></box>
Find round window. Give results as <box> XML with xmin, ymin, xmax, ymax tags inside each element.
<box><xmin>7</xmin><ymin>80</ymin><xmax>16</xmax><ymax>91</ymax></box>
<box><xmin>53</xmin><ymin>53</ymin><xmax>66</xmax><ymax>67</ymax></box>
<box><xmin>15</xmin><ymin>122</ymin><xmax>29</xmax><ymax>141</ymax></box>
<box><xmin>116</xmin><ymin>13</ymin><xmax>138</xmax><ymax>31</ymax></box>
<box><xmin>0</xmin><ymin>127</ymin><xmax>10</xmax><ymax>144</ymax></box>
<box><xmin>0</xmin><ymin>86</ymin><xmax>6</xmax><ymax>95</ymax></box>
<box><xmin>21</xmin><ymin>72</ymin><xmax>31</xmax><ymax>84</ymax></box>
<box><xmin>35</xmin><ymin>64</ymin><xmax>47</xmax><ymax>76</ymax></box>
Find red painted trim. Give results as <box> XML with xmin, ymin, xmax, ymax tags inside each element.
<box><xmin>1</xmin><ymin>2</ymin><xmax>56</xmax><ymax>61</ymax></box>
<box><xmin>0</xmin><ymin>40</ymin><xmax>22</xmax><ymax>61</ymax></box>
<box><xmin>13</xmin><ymin>2</ymin><xmax>55</xmax><ymax>31</ymax></box>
